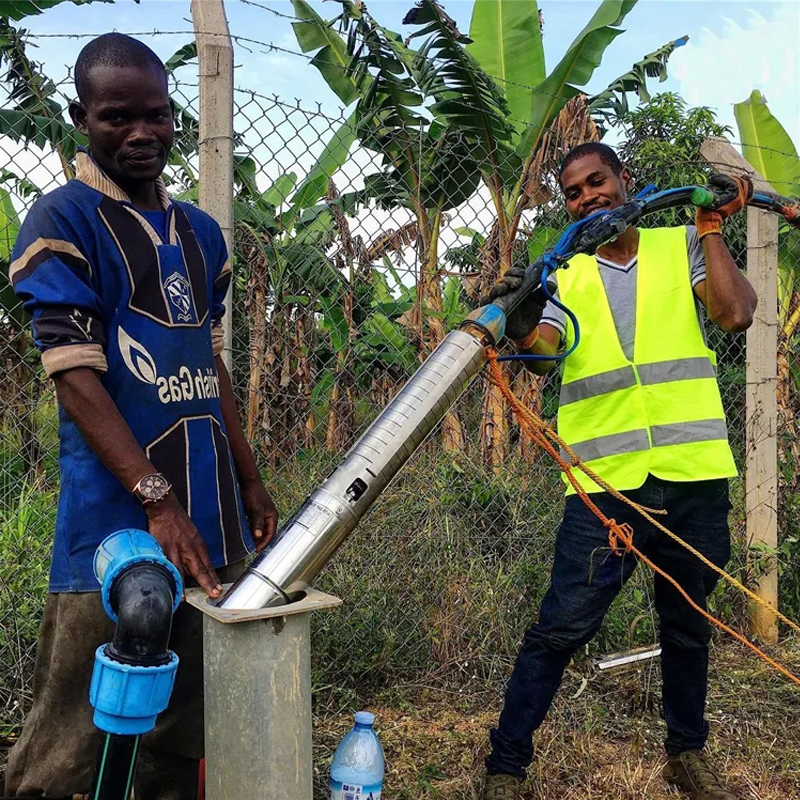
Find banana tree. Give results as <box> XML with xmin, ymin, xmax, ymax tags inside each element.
<box><xmin>232</xmin><ymin>114</ymin><xmax>419</xmax><ymax>456</ymax></box>
<box><xmin>358</xmin><ymin>0</ymin><xmax>686</xmax><ymax>465</ymax></box>
<box><xmin>0</xmin><ymin>184</ymin><xmax>21</xmax><ymax>326</ymax></box>
<box><xmin>466</xmin><ymin>0</ymin><xmax>688</xmax><ymax>281</ymax></box>
<box><xmin>293</xmin><ymin>0</ymin><xmax>686</xmax><ymax>462</ymax></box>
<box><xmin>231</xmin><ymin>115</ymin><xmax>357</xmax><ymax>461</ymax></box>
<box><xmin>321</xmin><ymin>180</ymin><xmax>425</xmax><ymax>450</ymax></box>
<box><xmin>291</xmin><ymin>0</ymin><xmax>484</xmax><ymax>353</ymax></box>
<box><xmin>465</xmin><ymin>0</ymin><xmax>687</xmax><ymax>466</ymax></box>
<box><xmin>0</xmin><ymin>17</ymin><xmax>88</xmax><ymax>179</ymax></box>
<box><xmin>291</xmin><ymin>0</ymin><xmax>501</xmax><ymax>450</ymax></box>
<box><xmin>236</xmin><ymin>172</ymin><xmax>321</xmax><ymax>462</ymax></box>
<box><xmin>735</xmin><ymin>89</ymin><xmax>800</xmax><ymax>485</ymax></box>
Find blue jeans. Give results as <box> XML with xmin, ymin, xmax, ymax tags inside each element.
<box><xmin>486</xmin><ymin>476</ymin><xmax>732</xmax><ymax>779</ymax></box>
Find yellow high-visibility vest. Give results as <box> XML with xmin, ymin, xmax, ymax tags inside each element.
<box><xmin>556</xmin><ymin>226</ymin><xmax>737</xmax><ymax>494</ymax></box>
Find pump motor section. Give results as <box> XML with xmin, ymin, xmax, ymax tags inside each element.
<box><xmin>219</xmin><ymin>329</ymin><xmax>490</xmax><ymax>610</ymax></box>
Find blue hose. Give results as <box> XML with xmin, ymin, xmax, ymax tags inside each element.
<box><xmin>492</xmin><ymin>182</ymin><xmax>796</xmax><ymax>366</ymax></box>
<box><xmin>496</xmin><ymin>258</ymin><xmax>581</xmax><ymax>363</ymax></box>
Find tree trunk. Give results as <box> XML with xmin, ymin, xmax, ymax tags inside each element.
<box><xmin>419</xmin><ymin>212</ymin><xmax>465</xmax><ymax>453</ymax></box>
<box><xmin>326</xmin><ymin>290</ymin><xmax>357</xmax><ymax>452</ymax></box>
<box><xmin>325</xmin><ymin>351</ymin><xmax>355</xmax><ymax>453</ymax></box>
<box><xmin>296</xmin><ymin>302</ymin><xmax>316</xmax><ymax>450</ymax></box>
<box><xmin>479</xmin><ymin>225</ymin><xmax>518</xmax><ymax>470</ymax></box>
<box><xmin>514</xmin><ymin>367</ymin><xmax>544</xmax><ymax>461</ymax></box>
<box><xmin>246</xmin><ymin>255</ymin><xmax>267</xmax><ymax>443</ymax></box>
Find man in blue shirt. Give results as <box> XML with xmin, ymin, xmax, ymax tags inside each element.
<box><xmin>4</xmin><ymin>34</ymin><xmax>278</xmax><ymax>799</ymax></box>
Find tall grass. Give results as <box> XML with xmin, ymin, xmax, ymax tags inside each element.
<box><xmin>1</xmin><ymin>384</ymin><xmax>794</xmax><ymax>733</ymax></box>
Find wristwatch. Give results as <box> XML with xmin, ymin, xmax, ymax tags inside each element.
<box><xmin>132</xmin><ymin>473</ymin><xmax>172</xmax><ymax>506</ymax></box>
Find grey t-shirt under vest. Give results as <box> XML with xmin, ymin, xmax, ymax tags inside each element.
<box><xmin>541</xmin><ymin>226</ymin><xmax>707</xmax><ymax>360</ymax></box>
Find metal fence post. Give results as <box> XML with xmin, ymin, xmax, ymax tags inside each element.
<box><xmin>700</xmin><ymin>138</ymin><xmax>780</xmax><ymax>643</ymax></box>
<box><xmin>191</xmin><ymin>0</ymin><xmax>234</xmax><ymax>370</ymax></box>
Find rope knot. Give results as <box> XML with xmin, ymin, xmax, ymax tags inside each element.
<box><xmin>605</xmin><ymin>519</ymin><xmax>634</xmax><ymax>554</ymax></box>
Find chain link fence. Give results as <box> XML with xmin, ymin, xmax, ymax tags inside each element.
<box><xmin>224</xmin><ymin>85</ymin><xmax>757</xmax><ymax>706</ymax></box>
<box><xmin>1</xmin><ymin>40</ymin><xmax>798</xmax><ymax>745</ymax></box>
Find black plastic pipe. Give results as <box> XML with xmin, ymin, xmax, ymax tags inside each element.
<box><xmin>106</xmin><ymin>564</ymin><xmax>175</xmax><ymax>667</ymax></box>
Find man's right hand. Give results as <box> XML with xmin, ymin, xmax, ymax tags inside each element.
<box><xmin>487</xmin><ymin>263</ymin><xmax>548</xmax><ymax>342</ymax></box>
<box><xmin>146</xmin><ymin>495</ymin><xmax>222</xmax><ymax>598</ymax></box>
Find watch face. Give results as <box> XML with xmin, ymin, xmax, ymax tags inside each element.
<box><xmin>139</xmin><ymin>474</ymin><xmax>169</xmax><ymax>501</ymax></box>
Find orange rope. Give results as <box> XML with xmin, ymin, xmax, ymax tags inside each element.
<box><xmin>485</xmin><ymin>348</ymin><xmax>800</xmax><ymax>688</ymax></box>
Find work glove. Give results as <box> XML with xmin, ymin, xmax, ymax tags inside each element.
<box><xmin>487</xmin><ymin>262</ymin><xmax>548</xmax><ymax>346</ymax></box>
<box><xmin>695</xmin><ymin>173</ymin><xmax>754</xmax><ymax>240</ymax></box>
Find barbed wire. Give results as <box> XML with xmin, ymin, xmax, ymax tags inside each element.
<box><xmin>5</xmin><ymin>28</ymin><xmax>799</xmax><ymax>162</ymax></box>
<box><xmin>237</xmin><ymin>0</ymin><xmax>306</xmax><ymax>22</ymax></box>
<box><xmin>0</xmin><ymin>24</ymin><xmax>684</xmax><ymax>126</ymax></box>
<box><xmin>5</xmin><ymin>28</ymin><xmax>196</xmax><ymax>38</ymax></box>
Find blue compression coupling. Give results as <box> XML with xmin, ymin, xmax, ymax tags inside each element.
<box><xmin>90</xmin><ymin>646</ymin><xmax>179</xmax><ymax>735</ymax></box>
<box><xmin>94</xmin><ymin>529</ymin><xmax>183</xmax><ymax>622</ymax></box>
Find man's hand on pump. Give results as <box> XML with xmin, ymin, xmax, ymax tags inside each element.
<box><xmin>145</xmin><ymin>495</ymin><xmax>223</xmax><ymax>599</ymax></box>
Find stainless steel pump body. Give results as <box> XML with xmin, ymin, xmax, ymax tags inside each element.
<box><xmin>219</xmin><ymin>309</ymin><xmax>506</xmax><ymax>610</ymax></box>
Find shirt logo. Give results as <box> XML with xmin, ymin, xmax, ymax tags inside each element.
<box><xmin>117</xmin><ymin>325</ymin><xmax>220</xmax><ymax>404</ymax></box>
<box><xmin>118</xmin><ymin>326</ymin><xmax>157</xmax><ymax>384</ymax></box>
<box><xmin>164</xmin><ymin>272</ymin><xmax>193</xmax><ymax>321</ymax></box>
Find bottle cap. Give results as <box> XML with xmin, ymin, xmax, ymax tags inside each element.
<box><xmin>354</xmin><ymin>711</ymin><xmax>375</xmax><ymax>726</ymax></box>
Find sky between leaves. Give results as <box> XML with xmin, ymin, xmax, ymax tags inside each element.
<box><xmin>15</xmin><ymin>0</ymin><xmax>799</xmax><ymax>154</ymax></box>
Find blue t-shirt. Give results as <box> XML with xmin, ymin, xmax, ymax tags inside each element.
<box><xmin>11</xmin><ymin>152</ymin><xmax>253</xmax><ymax>591</ymax></box>
<box><xmin>139</xmin><ymin>209</ymin><xmax>168</xmax><ymax>242</ymax></box>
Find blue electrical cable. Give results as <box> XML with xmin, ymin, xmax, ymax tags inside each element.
<box><xmin>492</xmin><ymin>182</ymin><xmax>733</xmax><ymax>365</ymax></box>
<box><xmin>491</xmin><ymin>182</ymin><xmax>799</xmax><ymax>366</ymax></box>
<box><xmin>496</xmin><ymin>257</ymin><xmax>581</xmax><ymax>363</ymax></box>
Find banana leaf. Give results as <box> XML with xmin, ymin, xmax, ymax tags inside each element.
<box><xmin>516</xmin><ymin>0</ymin><xmax>638</xmax><ymax>157</ymax></box>
<box><xmin>467</xmin><ymin>0</ymin><xmax>545</xmax><ymax>137</ymax></box>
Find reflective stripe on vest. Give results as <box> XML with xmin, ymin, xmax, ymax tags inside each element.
<box><xmin>560</xmin><ymin>357</ymin><xmax>717</xmax><ymax>407</ymax></box>
<box><xmin>650</xmin><ymin>418</ymin><xmax>729</xmax><ymax>447</ymax></box>
<box><xmin>561</xmin><ymin>429</ymin><xmax>650</xmax><ymax>463</ymax></box>
<box><xmin>637</xmin><ymin>357</ymin><xmax>717</xmax><ymax>386</ymax></box>
<box><xmin>560</xmin><ymin>365</ymin><xmax>637</xmax><ymax>406</ymax></box>
<box><xmin>561</xmin><ymin>419</ymin><xmax>730</xmax><ymax>463</ymax></box>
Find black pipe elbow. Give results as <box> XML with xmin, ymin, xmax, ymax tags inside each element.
<box><xmin>106</xmin><ymin>563</ymin><xmax>177</xmax><ymax>667</ymax></box>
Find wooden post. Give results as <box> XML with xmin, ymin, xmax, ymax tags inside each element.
<box><xmin>700</xmin><ymin>138</ymin><xmax>780</xmax><ymax>643</ymax></box>
<box><xmin>192</xmin><ymin>0</ymin><xmax>234</xmax><ymax>369</ymax></box>
<box><xmin>745</xmin><ymin>207</ymin><xmax>779</xmax><ymax>643</ymax></box>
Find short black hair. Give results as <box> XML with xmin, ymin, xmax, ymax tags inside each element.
<box><xmin>75</xmin><ymin>33</ymin><xmax>167</xmax><ymax>104</ymax></box>
<box><xmin>558</xmin><ymin>142</ymin><xmax>624</xmax><ymax>185</ymax></box>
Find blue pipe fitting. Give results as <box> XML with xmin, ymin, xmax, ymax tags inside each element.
<box><xmin>90</xmin><ymin>645</ymin><xmax>179</xmax><ymax>735</ymax></box>
<box><xmin>94</xmin><ymin>529</ymin><xmax>183</xmax><ymax>622</ymax></box>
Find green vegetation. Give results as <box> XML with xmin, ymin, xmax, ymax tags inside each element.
<box><xmin>0</xmin><ymin>0</ymin><xmax>798</xmax><ymax>750</ymax></box>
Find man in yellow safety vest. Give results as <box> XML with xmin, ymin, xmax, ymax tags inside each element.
<box><xmin>482</xmin><ymin>142</ymin><xmax>756</xmax><ymax>800</ymax></box>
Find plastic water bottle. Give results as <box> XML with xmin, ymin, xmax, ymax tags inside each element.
<box><xmin>330</xmin><ymin>711</ymin><xmax>384</xmax><ymax>800</ymax></box>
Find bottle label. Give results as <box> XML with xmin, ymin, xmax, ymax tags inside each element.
<box><xmin>330</xmin><ymin>779</ymin><xmax>382</xmax><ymax>800</ymax></box>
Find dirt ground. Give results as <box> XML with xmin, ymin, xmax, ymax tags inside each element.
<box><xmin>313</xmin><ymin>643</ymin><xmax>800</xmax><ymax>799</ymax></box>
<box><xmin>1</xmin><ymin>643</ymin><xmax>797</xmax><ymax>799</ymax></box>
